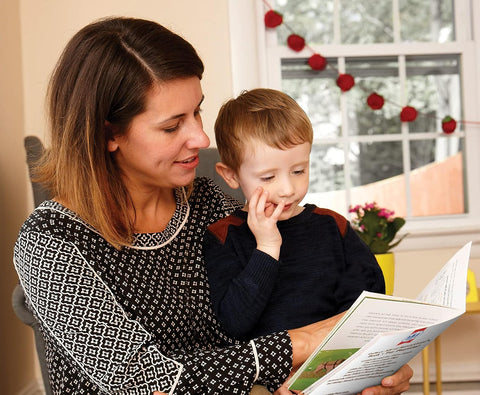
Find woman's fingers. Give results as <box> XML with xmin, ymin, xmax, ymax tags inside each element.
<box><xmin>360</xmin><ymin>363</ymin><xmax>413</xmax><ymax>395</ymax></box>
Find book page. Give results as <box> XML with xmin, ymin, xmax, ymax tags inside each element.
<box><xmin>416</xmin><ymin>241</ymin><xmax>471</xmax><ymax>308</ymax></box>
<box><xmin>288</xmin><ymin>242</ymin><xmax>471</xmax><ymax>392</ymax></box>
<box><xmin>288</xmin><ymin>293</ymin><xmax>461</xmax><ymax>391</ymax></box>
<box><xmin>304</xmin><ymin>317</ymin><xmax>459</xmax><ymax>394</ymax></box>
<box><xmin>321</xmin><ymin>293</ymin><xmax>460</xmax><ymax>350</ymax></box>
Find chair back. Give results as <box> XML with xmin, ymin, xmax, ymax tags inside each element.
<box><xmin>24</xmin><ymin>135</ymin><xmax>51</xmax><ymax>206</ymax></box>
<box><xmin>12</xmin><ymin>284</ymin><xmax>53</xmax><ymax>395</ymax></box>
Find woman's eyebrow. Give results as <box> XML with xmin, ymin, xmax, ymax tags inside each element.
<box><xmin>158</xmin><ymin>95</ymin><xmax>205</xmax><ymax>124</ymax></box>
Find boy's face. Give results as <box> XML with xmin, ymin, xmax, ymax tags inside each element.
<box><xmin>236</xmin><ymin>139</ymin><xmax>311</xmax><ymax>221</ymax></box>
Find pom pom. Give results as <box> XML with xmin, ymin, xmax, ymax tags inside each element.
<box><xmin>336</xmin><ymin>74</ymin><xmax>355</xmax><ymax>92</ymax></box>
<box><xmin>442</xmin><ymin>116</ymin><xmax>457</xmax><ymax>134</ymax></box>
<box><xmin>400</xmin><ymin>106</ymin><xmax>417</xmax><ymax>122</ymax></box>
<box><xmin>308</xmin><ymin>54</ymin><xmax>327</xmax><ymax>71</ymax></box>
<box><xmin>287</xmin><ymin>34</ymin><xmax>305</xmax><ymax>52</ymax></box>
<box><xmin>264</xmin><ymin>10</ymin><xmax>283</xmax><ymax>28</ymax></box>
<box><xmin>367</xmin><ymin>93</ymin><xmax>385</xmax><ymax>110</ymax></box>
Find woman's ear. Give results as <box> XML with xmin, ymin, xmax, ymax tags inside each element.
<box><xmin>215</xmin><ymin>162</ymin><xmax>240</xmax><ymax>189</ymax></box>
<box><xmin>105</xmin><ymin>121</ymin><xmax>119</xmax><ymax>153</ymax></box>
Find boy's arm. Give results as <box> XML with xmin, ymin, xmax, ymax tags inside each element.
<box><xmin>335</xmin><ymin>223</ymin><xmax>386</xmax><ymax>311</ymax></box>
<box><xmin>204</xmin><ymin>228</ymin><xmax>280</xmax><ymax>339</ymax></box>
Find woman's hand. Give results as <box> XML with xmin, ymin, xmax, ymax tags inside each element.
<box><xmin>287</xmin><ymin>312</ymin><xmax>345</xmax><ymax>368</ymax></box>
<box><xmin>153</xmin><ymin>392</ymin><xmax>167</xmax><ymax>395</ymax></box>
<box><xmin>359</xmin><ymin>363</ymin><xmax>413</xmax><ymax>395</ymax></box>
<box><xmin>273</xmin><ymin>383</ymin><xmax>303</xmax><ymax>394</ymax></box>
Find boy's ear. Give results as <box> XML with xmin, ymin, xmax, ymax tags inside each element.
<box><xmin>215</xmin><ymin>162</ymin><xmax>240</xmax><ymax>189</ymax></box>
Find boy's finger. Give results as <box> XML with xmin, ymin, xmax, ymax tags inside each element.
<box><xmin>256</xmin><ymin>189</ymin><xmax>269</xmax><ymax>216</ymax></box>
<box><xmin>248</xmin><ymin>187</ymin><xmax>263</xmax><ymax>212</ymax></box>
<box><xmin>272</xmin><ymin>200</ymin><xmax>286</xmax><ymax>219</ymax></box>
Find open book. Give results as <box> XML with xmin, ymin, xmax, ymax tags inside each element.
<box><xmin>287</xmin><ymin>242</ymin><xmax>472</xmax><ymax>395</ymax></box>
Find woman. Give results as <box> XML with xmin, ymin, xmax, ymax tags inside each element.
<box><xmin>13</xmin><ymin>17</ymin><xmax>412</xmax><ymax>394</ymax></box>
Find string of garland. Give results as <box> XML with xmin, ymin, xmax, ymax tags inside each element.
<box><xmin>262</xmin><ymin>0</ymin><xmax>480</xmax><ymax>134</ymax></box>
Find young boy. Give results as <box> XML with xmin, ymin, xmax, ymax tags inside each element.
<box><xmin>204</xmin><ymin>88</ymin><xmax>385</xmax><ymax>341</ymax></box>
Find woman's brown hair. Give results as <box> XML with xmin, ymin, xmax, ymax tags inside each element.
<box><xmin>36</xmin><ymin>17</ymin><xmax>204</xmax><ymax>248</ymax></box>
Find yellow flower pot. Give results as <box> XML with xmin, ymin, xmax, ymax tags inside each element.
<box><xmin>375</xmin><ymin>253</ymin><xmax>395</xmax><ymax>295</ymax></box>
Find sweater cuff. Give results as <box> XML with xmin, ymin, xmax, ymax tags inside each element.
<box><xmin>254</xmin><ymin>331</ymin><xmax>292</xmax><ymax>391</ymax></box>
<box><xmin>246</xmin><ymin>249</ymin><xmax>280</xmax><ymax>288</ymax></box>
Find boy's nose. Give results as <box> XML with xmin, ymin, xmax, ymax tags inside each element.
<box><xmin>278</xmin><ymin>179</ymin><xmax>295</xmax><ymax>198</ymax></box>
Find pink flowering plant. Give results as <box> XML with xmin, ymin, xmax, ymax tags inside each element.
<box><xmin>349</xmin><ymin>202</ymin><xmax>407</xmax><ymax>254</ymax></box>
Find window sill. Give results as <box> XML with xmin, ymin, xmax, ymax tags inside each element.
<box><xmin>395</xmin><ymin>224</ymin><xmax>480</xmax><ymax>258</ymax></box>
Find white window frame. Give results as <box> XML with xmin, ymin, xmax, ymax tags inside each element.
<box><xmin>227</xmin><ymin>0</ymin><xmax>480</xmax><ymax>256</ymax></box>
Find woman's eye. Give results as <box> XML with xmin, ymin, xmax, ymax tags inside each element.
<box><xmin>293</xmin><ymin>169</ymin><xmax>306</xmax><ymax>175</ymax></box>
<box><xmin>164</xmin><ymin>123</ymin><xmax>180</xmax><ymax>133</ymax></box>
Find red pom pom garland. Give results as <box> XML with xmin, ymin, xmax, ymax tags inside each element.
<box><xmin>367</xmin><ymin>93</ymin><xmax>385</xmax><ymax>110</ymax></box>
<box><xmin>264</xmin><ymin>10</ymin><xmax>283</xmax><ymax>28</ymax></box>
<box><xmin>287</xmin><ymin>34</ymin><xmax>305</xmax><ymax>52</ymax></box>
<box><xmin>262</xmin><ymin>1</ymin><xmax>474</xmax><ymax>131</ymax></box>
<box><xmin>400</xmin><ymin>106</ymin><xmax>418</xmax><ymax>122</ymax></box>
<box><xmin>336</xmin><ymin>74</ymin><xmax>355</xmax><ymax>92</ymax></box>
<box><xmin>308</xmin><ymin>54</ymin><xmax>327</xmax><ymax>71</ymax></box>
<box><xmin>442</xmin><ymin>116</ymin><xmax>457</xmax><ymax>134</ymax></box>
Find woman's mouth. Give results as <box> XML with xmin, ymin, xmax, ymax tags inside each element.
<box><xmin>175</xmin><ymin>155</ymin><xmax>199</xmax><ymax>169</ymax></box>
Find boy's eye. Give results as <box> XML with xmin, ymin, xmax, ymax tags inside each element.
<box><xmin>293</xmin><ymin>169</ymin><xmax>306</xmax><ymax>175</ymax></box>
<box><xmin>260</xmin><ymin>175</ymin><xmax>274</xmax><ymax>182</ymax></box>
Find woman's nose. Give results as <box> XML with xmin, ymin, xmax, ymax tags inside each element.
<box><xmin>187</xmin><ymin>122</ymin><xmax>210</xmax><ymax>149</ymax></box>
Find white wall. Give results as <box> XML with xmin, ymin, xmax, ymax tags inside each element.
<box><xmin>0</xmin><ymin>1</ymin><xmax>36</xmax><ymax>393</ymax></box>
<box><xmin>19</xmin><ymin>0</ymin><xmax>234</xmax><ymax>144</ymax></box>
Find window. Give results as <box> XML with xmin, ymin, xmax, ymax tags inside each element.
<box><xmin>227</xmin><ymin>0</ymin><xmax>480</xmax><ymax>251</ymax></box>
<box><xmin>282</xmin><ymin>54</ymin><xmax>464</xmax><ymax>219</ymax></box>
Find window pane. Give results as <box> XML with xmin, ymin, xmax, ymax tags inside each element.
<box><xmin>340</xmin><ymin>0</ymin><xmax>393</xmax><ymax>44</ymax></box>
<box><xmin>307</xmin><ymin>143</ymin><xmax>347</xmax><ymax>214</ymax></box>
<box><xmin>345</xmin><ymin>57</ymin><xmax>401</xmax><ymax>136</ymax></box>
<box><xmin>410</xmin><ymin>137</ymin><xmax>466</xmax><ymax>216</ymax></box>
<box><xmin>406</xmin><ymin>55</ymin><xmax>461</xmax><ymax>134</ymax></box>
<box><xmin>400</xmin><ymin>0</ymin><xmax>454</xmax><ymax>42</ymax></box>
<box><xmin>274</xmin><ymin>0</ymin><xmax>334</xmax><ymax>45</ymax></box>
<box><xmin>350</xmin><ymin>141</ymin><xmax>406</xmax><ymax>217</ymax></box>
<box><xmin>282</xmin><ymin>61</ymin><xmax>341</xmax><ymax>139</ymax></box>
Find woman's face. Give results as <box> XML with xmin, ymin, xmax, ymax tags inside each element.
<box><xmin>108</xmin><ymin>77</ymin><xmax>210</xmax><ymax>193</ymax></box>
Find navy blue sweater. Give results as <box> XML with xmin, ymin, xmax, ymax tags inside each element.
<box><xmin>204</xmin><ymin>204</ymin><xmax>385</xmax><ymax>340</ymax></box>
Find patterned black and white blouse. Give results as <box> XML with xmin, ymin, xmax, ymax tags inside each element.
<box><xmin>14</xmin><ymin>177</ymin><xmax>292</xmax><ymax>394</ymax></box>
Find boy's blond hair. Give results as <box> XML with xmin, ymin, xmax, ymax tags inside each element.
<box><xmin>214</xmin><ymin>88</ymin><xmax>313</xmax><ymax>171</ymax></box>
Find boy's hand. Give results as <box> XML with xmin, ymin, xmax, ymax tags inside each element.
<box><xmin>247</xmin><ymin>187</ymin><xmax>285</xmax><ymax>260</ymax></box>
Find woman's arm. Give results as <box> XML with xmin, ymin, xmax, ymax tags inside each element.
<box><xmin>14</xmin><ymin>231</ymin><xmax>183</xmax><ymax>393</ymax></box>
<box><xmin>15</xmin><ymin>228</ymin><xmax>292</xmax><ymax>394</ymax></box>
